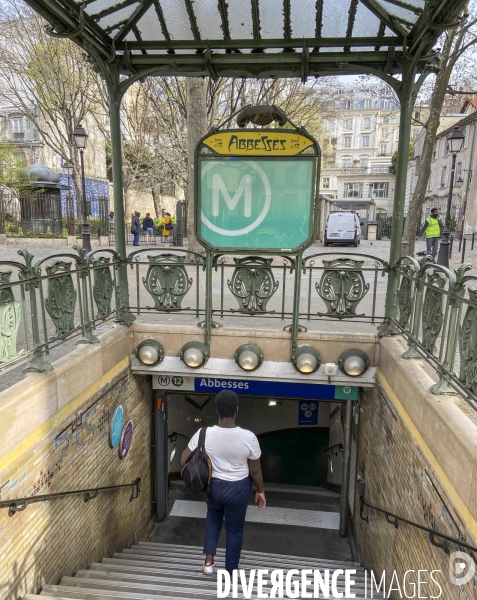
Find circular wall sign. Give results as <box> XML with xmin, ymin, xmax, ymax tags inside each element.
<box><xmin>119</xmin><ymin>420</ymin><xmax>133</xmax><ymax>459</ymax></box>
<box><xmin>110</xmin><ymin>405</ymin><xmax>124</xmax><ymax>448</ymax></box>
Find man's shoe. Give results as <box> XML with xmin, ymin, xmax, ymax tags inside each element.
<box><xmin>202</xmin><ymin>562</ymin><xmax>214</xmax><ymax>575</ymax></box>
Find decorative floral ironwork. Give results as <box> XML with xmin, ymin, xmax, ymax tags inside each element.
<box><xmin>227</xmin><ymin>256</ymin><xmax>279</xmax><ymax>313</ymax></box>
<box><xmin>315</xmin><ymin>259</ymin><xmax>369</xmax><ymax>318</ymax></box>
<box><xmin>92</xmin><ymin>256</ymin><xmax>113</xmax><ymax>318</ymax></box>
<box><xmin>142</xmin><ymin>254</ymin><xmax>192</xmax><ymax>310</ymax></box>
<box><xmin>0</xmin><ymin>272</ymin><xmax>21</xmax><ymax>363</ymax></box>
<box><xmin>45</xmin><ymin>260</ymin><xmax>77</xmax><ymax>337</ymax></box>
<box><xmin>421</xmin><ymin>272</ymin><xmax>446</xmax><ymax>355</ymax></box>
<box><xmin>397</xmin><ymin>266</ymin><xmax>415</xmax><ymax>331</ymax></box>
<box><xmin>459</xmin><ymin>287</ymin><xmax>477</xmax><ymax>395</ymax></box>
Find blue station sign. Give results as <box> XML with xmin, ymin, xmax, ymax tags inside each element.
<box><xmin>153</xmin><ymin>375</ymin><xmax>358</xmax><ymax>401</ymax></box>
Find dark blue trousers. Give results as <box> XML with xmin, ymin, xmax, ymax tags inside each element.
<box><xmin>133</xmin><ymin>232</ymin><xmax>140</xmax><ymax>245</ymax></box>
<box><xmin>203</xmin><ymin>476</ymin><xmax>252</xmax><ymax>573</ymax></box>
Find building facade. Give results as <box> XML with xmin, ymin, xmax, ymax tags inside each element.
<box><xmin>321</xmin><ymin>83</ymin><xmax>424</xmax><ymax>212</ymax></box>
<box><xmin>407</xmin><ymin>97</ymin><xmax>477</xmax><ymax>234</ymax></box>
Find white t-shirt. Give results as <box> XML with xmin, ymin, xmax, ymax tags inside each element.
<box><xmin>188</xmin><ymin>426</ymin><xmax>261</xmax><ymax>482</ymax></box>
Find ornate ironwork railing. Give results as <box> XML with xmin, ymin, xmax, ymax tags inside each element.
<box><xmin>0</xmin><ymin>246</ymin><xmax>388</xmax><ymax>375</ymax></box>
<box><xmin>393</xmin><ymin>255</ymin><xmax>477</xmax><ymax>410</ymax></box>
<box><xmin>3</xmin><ymin>245</ymin><xmax>477</xmax><ymax>411</ymax></box>
<box><xmin>127</xmin><ymin>248</ymin><xmax>389</xmax><ymax>326</ymax></box>
<box><xmin>0</xmin><ymin>246</ymin><xmax>120</xmax><ymax>373</ymax></box>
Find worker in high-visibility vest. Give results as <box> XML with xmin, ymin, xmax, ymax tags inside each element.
<box><xmin>417</xmin><ymin>208</ymin><xmax>443</xmax><ymax>261</ymax></box>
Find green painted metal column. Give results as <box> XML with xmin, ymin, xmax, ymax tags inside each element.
<box><xmin>109</xmin><ymin>81</ymin><xmax>135</xmax><ymax>326</ymax></box>
<box><xmin>381</xmin><ymin>75</ymin><xmax>415</xmax><ymax>330</ymax></box>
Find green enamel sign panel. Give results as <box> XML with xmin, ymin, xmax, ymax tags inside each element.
<box><xmin>198</xmin><ymin>156</ymin><xmax>316</xmax><ymax>251</ymax></box>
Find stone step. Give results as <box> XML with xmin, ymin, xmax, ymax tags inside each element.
<box><xmin>75</xmin><ymin>568</ymin><xmax>370</xmax><ymax>590</ymax></box>
<box><xmin>115</xmin><ymin>550</ymin><xmax>363</xmax><ymax>574</ymax></box>
<box><xmin>93</xmin><ymin>560</ymin><xmax>368</xmax><ymax>582</ymax></box>
<box><xmin>42</xmin><ymin>586</ymin><xmax>377</xmax><ymax>600</ymax></box>
<box><xmin>126</xmin><ymin>545</ymin><xmax>359</xmax><ymax>569</ymax></box>
<box><xmin>41</xmin><ymin>586</ymin><xmax>199</xmax><ymax>599</ymax></box>
<box><xmin>138</xmin><ymin>542</ymin><xmax>357</xmax><ymax>566</ymax></box>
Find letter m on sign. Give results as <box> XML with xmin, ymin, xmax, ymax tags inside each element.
<box><xmin>212</xmin><ymin>174</ymin><xmax>252</xmax><ymax>217</ymax></box>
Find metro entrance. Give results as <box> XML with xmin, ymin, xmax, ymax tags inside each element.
<box><xmin>153</xmin><ymin>381</ymin><xmax>360</xmax><ymax>543</ymax></box>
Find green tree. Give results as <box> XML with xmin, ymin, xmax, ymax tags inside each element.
<box><xmin>0</xmin><ymin>130</ymin><xmax>29</xmax><ymax>233</ymax></box>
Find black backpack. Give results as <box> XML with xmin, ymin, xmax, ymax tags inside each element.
<box><xmin>181</xmin><ymin>427</ymin><xmax>211</xmax><ymax>493</ymax></box>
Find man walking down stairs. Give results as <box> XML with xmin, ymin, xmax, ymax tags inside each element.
<box><xmin>23</xmin><ymin>541</ymin><xmax>383</xmax><ymax>599</ymax></box>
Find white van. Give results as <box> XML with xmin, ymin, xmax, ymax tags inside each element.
<box><xmin>324</xmin><ymin>211</ymin><xmax>362</xmax><ymax>246</ymax></box>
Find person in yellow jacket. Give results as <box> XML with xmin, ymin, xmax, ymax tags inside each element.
<box><xmin>163</xmin><ymin>213</ymin><xmax>173</xmax><ymax>246</ymax></box>
<box><xmin>417</xmin><ymin>208</ymin><xmax>443</xmax><ymax>262</ymax></box>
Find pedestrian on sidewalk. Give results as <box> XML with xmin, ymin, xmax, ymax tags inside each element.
<box><xmin>181</xmin><ymin>390</ymin><xmax>266</xmax><ymax>576</ymax></box>
<box><xmin>416</xmin><ymin>207</ymin><xmax>443</xmax><ymax>262</ymax></box>
<box><xmin>131</xmin><ymin>211</ymin><xmax>140</xmax><ymax>246</ymax></box>
<box><xmin>163</xmin><ymin>212</ymin><xmax>173</xmax><ymax>246</ymax></box>
<box><xmin>142</xmin><ymin>212</ymin><xmax>154</xmax><ymax>245</ymax></box>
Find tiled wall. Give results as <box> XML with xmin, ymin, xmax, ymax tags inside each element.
<box><xmin>0</xmin><ymin>369</ymin><xmax>153</xmax><ymax>600</ymax></box>
<box><xmin>355</xmin><ymin>380</ymin><xmax>475</xmax><ymax>599</ymax></box>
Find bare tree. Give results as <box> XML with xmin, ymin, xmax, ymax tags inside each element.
<box><xmin>403</xmin><ymin>10</ymin><xmax>477</xmax><ymax>255</ymax></box>
<box><xmin>0</xmin><ymin>0</ymin><xmax>103</xmax><ymax>210</ymax></box>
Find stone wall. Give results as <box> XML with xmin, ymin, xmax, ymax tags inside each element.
<box><xmin>354</xmin><ymin>338</ymin><xmax>477</xmax><ymax>600</ymax></box>
<box><xmin>0</xmin><ymin>326</ymin><xmax>155</xmax><ymax>599</ymax></box>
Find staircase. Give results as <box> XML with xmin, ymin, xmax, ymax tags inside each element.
<box><xmin>24</xmin><ymin>541</ymin><xmax>382</xmax><ymax>599</ymax></box>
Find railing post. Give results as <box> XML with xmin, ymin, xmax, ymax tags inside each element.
<box><xmin>380</xmin><ymin>64</ymin><xmax>419</xmax><ymax>335</ymax></box>
<box><xmin>108</xmin><ymin>76</ymin><xmax>135</xmax><ymax>326</ymax></box>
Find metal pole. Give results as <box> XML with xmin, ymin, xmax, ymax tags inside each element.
<box><xmin>156</xmin><ymin>394</ymin><xmax>167</xmax><ymax>522</ymax></box>
<box><xmin>381</xmin><ymin>73</ymin><xmax>415</xmax><ymax>333</ymax></box>
<box><xmin>80</xmin><ymin>149</ymin><xmax>91</xmax><ymax>252</ymax></box>
<box><xmin>437</xmin><ymin>151</ymin><xmax>456</xmax><ymax>269</ymax></box>
<box><xmin>473</xmin><ymin>232</ymin><xmax>475</xmax><ymax>250</ymax></box>
<box><xmin>339</xmin><ymin>400</ymin><xmax>353</xmax><ymax>538</ymax></box>
<box><xmin>462</xmin><ymin>237</ymin><xmax>466</xmax><ymax>263</ymax></box>
<box><xmin>109</xmin><ymin>80</ymin><xmax>135</xmax><ymax>326</ymax></box>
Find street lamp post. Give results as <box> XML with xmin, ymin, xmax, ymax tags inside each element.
<box><xmin>63</xmin><ymin>159</ymin><xmax>74</xmax><ymax>236</ymax></box>
<box><xmin>437</xmin><ymin>126</ymin><xmax>465</xmax><ymax>268</ymax></box>
<box><xmin>73</xmin><ymin>124</ymin><xmax>91</xmax><ymax>252</ymax></box>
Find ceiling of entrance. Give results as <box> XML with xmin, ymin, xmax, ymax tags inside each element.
<box><xmin>25</xmin><ymin>0</ymin><xmax>467</xmax><ymax>78</ymax></box>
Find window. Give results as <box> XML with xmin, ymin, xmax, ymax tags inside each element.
<box><xmin>344</xmin><ymin>136</ymin><xmax>352</xmax><ymax>148</ymax></box>
<box><xmin>443</xmin><ymin>138</ymin><xmax>448</xmax><ymax>156</ymax></box>
<box><xmin>364</xmin><ymin>99</ymin><xmax>372</xmax><ymax>109</ymax></box>
<box><xmin>464</xmin><ymin>126</ymin><xmax>469</xmax><ymax>149</ymax></box>
<box><xmin>327</xmin><ymin>120</ymin><xmax>335</xmax><ymax>132</ymax></box>
<box><xmin>380</xmin><ymin>144</ymin><xmax>387</xmax><ymax>155</ymax></box>
<box><xmin>381</xmin><ymin>128</ymin><xmax>389</xmax><ymax>139</ymax></box>
<box><xmin>371</xmin><ymin>166</ymin><xmax>389</xmax><ymax>174</ymax></box>
<box><xmin>345</xmin><ymin>183</ymin><xmax>362</xmax><ymax>198</ymax></box>
<box><xmin>383</xmin><ymin>117</ymin><xmax>389</xmax><ymax>125</ymax></box>
<box><xmin>359</xmin><ymin>155</ymin><xmax>370</xmax><ymax>167</ymax></box>
<box><xmin>412</xmin><ymin>128</ymin><xmax>420</xmax><ymax>140</ymax></box>
<box><xmin>427</xmin><ymin>170</ymin><xmax>434</xmax><ymax>191</ymax></box>
<box><xmin>344</xmin><ymin>118</ymin><xmax>353</xmax><ymax>130</ymax></box>
<box><xmin>346</xmin><ymin>100</ymin><xmax>352</xmax><ymax>110</ymax></box>
<box><xmin>11</xmin><ymin>117</ymin><xmax>24</xmax><ymax>133</ymax></box>
<box><xmin>362</xmin><ymin>136</ymin><xmax>370</xmax><ymax>148</ymax></box>
<box><xmin>341</xmin><ymin>156</ymin><xmax>352</xmax><ymax>167</ymax></box>
<box><xmin>432</xmin><ymin>141</ymin><xmax>438</xmax><ymax>160</ymax></box>
<box><xmin>11</xmin><ymin>117</ymin><xmax>25</xmax><ymax>140</ymax></box>
<box><xmin>370</xmin><ymin>182</ymin><xmax>389</xmax><ymax>198</ymax></box>
<box><xmin>439</xmin><ymin>166</ymin><xmax>449</xmax><ymax>188</ymax></box>
<box><xmin>322</xmin><ymin>177</ymin><xmax>330</xmax><ymax>189</ymax></box>
<box><xmin>456</xmin><ymin>161</ymin><xmax>465</xmax><ymax>184</ymax></box>
<box><xmin>363</xmin><ymin>118</ymin><xmax>371</xmax><ymax>130</ymax></box>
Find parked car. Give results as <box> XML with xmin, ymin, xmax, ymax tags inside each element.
<box><xmin>324</xmin><ymin>211</ymin><xmax>362</xmax><ymax>247</ymax></box>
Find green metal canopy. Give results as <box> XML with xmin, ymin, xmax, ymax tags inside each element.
<box><xmin>25</xmin><ymin>0</ymin><xmax>467</xmax><ymax>79</ymax></box>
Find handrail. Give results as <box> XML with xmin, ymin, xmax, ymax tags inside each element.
<box><xmin>359</xmin><ymin>496</ymin><xmax>477</xmax><ymax>553</ymax></box>
<box><xmin>0</xmin><ymin>477</ymin><xmax>141</xmax><ymax>517</ymax></box>
<box><xmin>324</xmin><ymin>443</ymin><xmax>343</xmax><ymax>457</ymax></box>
